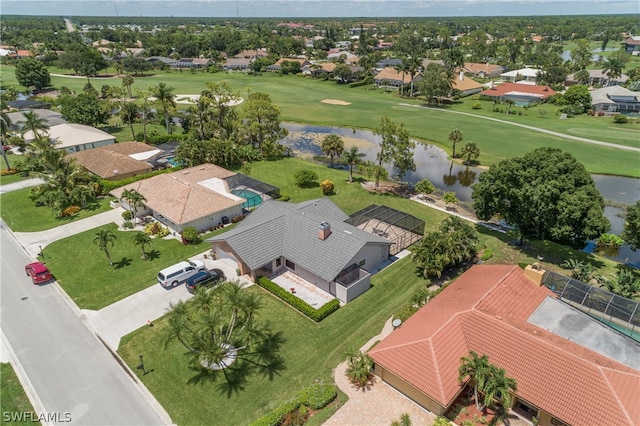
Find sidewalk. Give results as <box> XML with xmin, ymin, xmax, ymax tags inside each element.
<box><xmin>14</xmin><ymin>207</ymin><xmax>125</xmax><ymax>257</ymax></box>
<box><xmin>0</xmin><ymin>177</ymin><xmax>44</xmax><ymax>194</ymax></box>
<box><xmin>325</xmin><ymin>317</ymin><xmax>436</xmax><ymax>426</ymax></box>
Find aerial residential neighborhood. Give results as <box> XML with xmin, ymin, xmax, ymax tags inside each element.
<box><xmin>0</xmin><ymin>4</ymin><xmax>639</xmax><ymax>426</ymax></box>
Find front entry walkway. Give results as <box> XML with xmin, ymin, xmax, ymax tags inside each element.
<box><xmin>325</xmin><ymin>317</ymin><xmax>437</xmax><ymax>426</ymax></box>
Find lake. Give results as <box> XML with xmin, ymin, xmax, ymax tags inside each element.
<box><xmin>280</xmin><ymin>123</ymin><xmax>640</xmax><ymax>267</ymax></box>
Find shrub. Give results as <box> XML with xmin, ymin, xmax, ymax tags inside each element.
<box><xmin>99</xmin><ymin>168</ymin><xmax>178</xmax><ymax>194</ymax></box>
<box><xmin>597</xmin><ymin>233</ymin><xmax>624</xmax><ymax>248</ymax></box>
<box><xmin>1</xmin><ymin>168</ymin><xmax>18</xmax><ymax>176</ymax></box>
<box><xmin>144</xmin><ymin>222</ymin><xmax>170</xmax><ymax>237</ymax></box>
<box><xmin>321</xmin><ymin>179</ymin><xmax>334</xmax><ymax>195</ymax></box>
<box><xmin>294</xmin><ymin>169</ymin><xmax>318</xmax><ymax>187</ymax></box>
<box><xmin>181</xmin><ymin>226</ymin><xmax>200</xmax><ymax>244</ymax></box>
<box><xmin>256</xmin><ymin>276</ymin><xmax>340</xmax><ymax>322</ymax></box>
<box><xmin>613</xmin><ymin>114</ymin><xmax>628</xmax><ymax>124</ymax></box>
<box><xmin>250</xmin><ymin>384</ymin><xmax>337</xmax><ymax>426</ymax></box>
<box><xmin>349</xmin><ymin>76</ymin><xmax>373</xmax><ymax>88</ymax></box>
<box><xmin>122</xmin><ymin>210</ymin><xmax>133</xmax><ymax>220</ymax></box>
<box><xmin>277</xmin><ymin>194</ymin><xmax>290</xmax><ymax>202</ymax></box>
<box><xmin>61</xmin><ymin>205</ymin><xmax>81</xmax><ymax>217</ymax></box>
<box><xmin>123</xmin><ymin>220</ymin><xmax>134</xmax><ymax>229</ymax></box>
<box><xmin>480</xmin><ymin>248</ymin><xmax>494</xmax><ymax>261</ymax></box>
<box><xmin>471</xmin><ymin>102</ymin><xmax>482</xmax><ymax>110</ymax></box>
<box><xmin>231</xmin><ymin>214</ymin><xmax>246</xmax><ymax>223</ymax></box>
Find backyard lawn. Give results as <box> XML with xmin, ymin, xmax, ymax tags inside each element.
<box><xmin>42</xmin><ymin>223</ymin><xmax>232</xmax><ymax>310</ymax></box>
<box><xmin>0</xmin><ymin>189</ymin><xmax>113</xmax><ymax>232</ymax></box>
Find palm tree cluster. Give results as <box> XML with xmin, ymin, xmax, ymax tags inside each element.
<box><xmin>458</xmin><ymin>350</ymin><xmax>517</xmax><ymax>414</ymax></box>
<box><xmin>163</xmin><ymin>282</ymin><xmax>285</xmax><ymax>395</ymax></box>
<box><xmin>342</xmin><ymin>348</ymin><xmax>374</xmax><ymax>388</ymax></box>
<box><xmin>120</xmin><ymin>188</ymin><xmax>146</xmax><ymax>223</ymax></box>
<box><xmin>412</xmin><ymin>216</ymin><xmax>479</xmax><ymax>279</ymax></box>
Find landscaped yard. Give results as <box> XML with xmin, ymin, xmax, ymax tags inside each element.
<box><xmin>0</xmin><ymin>363</ymin><xmax>37</xmax><ymax>426</ymax></box>
<box><xmin>42</xmin><ymin>223</ymin><xmax>232</xmax><ymax>310</ymax></box>
<box><xmin>118</xmin><ymin>255</ymin><xmax>427</xmax><ymax>426</ymax></box>
<box><xmin>0</xmin><ymin>189</ymin><xmax>113</xmax><ymax>232</ymax></box>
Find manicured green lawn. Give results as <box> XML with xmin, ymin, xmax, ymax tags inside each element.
<box><xmin>118</xmin><ymin>255</ymin><xmax>428</xmax><ymax>426</ymax></box>
<box><xmin>0</xmin><ymin>363</ymin><xmax>37</xmax><ymax>426</ymax></box>
<box><xmin>0</xmin><ymin>189</ymin><xmax>113</xmax><ymax>232</ymax></box>
<box><xmin>0</xmin><ymin>154</ymin><xmax>30</xmax><ymax>186</ymax></box>
<box><xmin>42</xmin><ymin>223</ymin><xmax>232</xmax><ymax>310</ymax></box>
<box><xmin>2</xmin><ymin>65</ymin><xmax>637</xmax><ymax>176</ymax></box>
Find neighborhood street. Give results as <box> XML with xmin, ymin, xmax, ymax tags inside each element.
<box><xmin>0</xmin><ymin>221</ymin><xmax>170</xmax><ymax>425</ymax></box>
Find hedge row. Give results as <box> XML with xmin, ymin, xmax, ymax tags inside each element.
<box><xmin>134</xmin><ymin>133</ymin><xmax>191</xmax><ymax>145</ymax></box>
<box><xmin>100</xmin><ymin>167</ymin><xmax>180</xmax><ymax>194</ymax></box>
<box><xmin>349</xmin><ymin>76</ymin><xmax>373</xmax><ymax>88</ymax></box>
<box><xmin>256</xmin><ymin>276</ymin><xmax>340</xmax><ymax>322</ymax></box>
<box><xmin>250</xmin><ymin>383</ymin><xmax>337</xmax><ymax>426</ymax></box>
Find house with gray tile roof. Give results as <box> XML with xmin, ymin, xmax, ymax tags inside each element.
<box><xmin>208</xmin><ymin>198</ymin><xmax>392</xmax><ymax>303</ymax></box>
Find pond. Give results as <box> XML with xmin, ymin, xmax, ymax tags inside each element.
<box><xmin>280</xmin><ymin>123</ymin><xmax>640</xmax><ymax>267</ymax></box>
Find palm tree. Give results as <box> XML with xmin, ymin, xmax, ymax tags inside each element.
<box><xmin>342</xmin><ymin>348</ymin><xmax>373</xmax><ymax>388</ymax></box>
<box><xmin>602</xmin><ymin>56</ymin><xmax>624</xmax><ymax>85</ymax></box>
<box><xmin>342</xmin><ymin>145</ymin><xmax>362</xmax><ymax>183</ymax></box>
<box><xmin>482</xmin><ymin>366</ymin><xmax>517</xmax><ymax>412</ymax></box>
<box><xmin>93</xmin><ymin>229</ymin><xmax>117</xmax><ymax>266</ymax></box>
<box><xmin>152</xmin><ymin>82</ymin><xmax>176</xmax><ymax>134</ymax></box>
<box><xmin>163</xmin><ymin>282</ymin><xmax>285</xmax><ymax>393</ymax></box>
<box><xmin>448</xmin><ymin>129</ymin><xmax>463</xmax><ymax>159</ymax></box>
<box><xmin>1</xmin><ymin>100</ymin><xmax>12</xmax><ymax>170</ymax></box>
<box><xmin>121</xmin><ymin>74</ymin><xmax>134</xmax><ymax>98</ymax></box>
<box><xmin>395</xmin><ymin>60</ymin><xmax>411</xmax><ymax>96</ymax></box>
<box><xmin>458</xmin><ymin>350</ymin><xmax>492</xmax><ymax>410</ymax></box>
<box><xmin>119</xmin><ymin>102</ymin><xmax>139</xmax><ymax>141</ymax></box>
<box><xmin>131</xmin><ymin>231</ymin><xmax>152</xmax><ymax>259</ymax></box>
<box><xmin>404</xmin><ymin>56</ymin><xmax>422</xmax><ymax>97</ymax></box>
<box><xmin>320</xmin><ymin>134</ymin><xmax>344</xmax><ymax>168</ymax></box>
<box><xmin>20</xmin><ymin>111</ymin><xmax>48</xmax><ymax>139</ymax></box>
<box><xmin>460</xmin><ymin>142</ymin><xmax>480</xmax><ymax>166</ymax></box>
<box><xmin>121</xmin><ymin>188</ymin><xmax>146</xmax><ymax>222</ymax></box>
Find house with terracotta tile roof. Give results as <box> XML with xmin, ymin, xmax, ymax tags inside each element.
<box><xmin>223</xmin><ymin>57</ymin><xmax>253</xmax><ymax>71</ymax></box>
<box><xmin>479</xmin><ymin>82</ymin><xmax>556</xmax><ymax>105</ymax></box>
<box><xmin>451</xmin><ymin>73</ymin><xmax>483</xmax><ymax>97</ymax></box>
<box><xmin>369</xmin><ymin>264</ymin><xmax>640</xmax><ymax>426</ymax></box>
<box><xmin>374</xmin><ymin>68</ymin><xmax>422</xmax><ymax>91</ymax></box>
<box><xmin>463</xmin><ymin>62</ymin><xmax>504</xmax><ymax>78</ymax></box>
<box><xmin>110</xmin><ymin>164</ymin><xmax>278</xmax><ymax>232</ymax></box>
<box><xmin>67</xmin><ymin>142</ymin><xmax>162</xmax><ymax>180</ymax></box>
<box><xmin>268</xmin><ymin>57</ymin><xmax>311</xmax><ymax>71</ymax></box>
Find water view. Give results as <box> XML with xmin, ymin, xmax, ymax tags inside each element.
<box><xmin>280</xmin><ymin>123</ymin><xmax>640</xmax><ymax>267</ymax></box>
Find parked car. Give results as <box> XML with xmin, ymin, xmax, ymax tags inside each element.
<box><xmin>157</xmin><ymin>260</ymin><xmax>205</xmax><ymax>288</ymax></box>
<box><xmin>185</xmin><ymin>268</ymin><xmax>225</xmax><ymax>293</ymax></box>
<box><xmin>25</xmin><ymin>262</ymin><xmax>53</xmax><ymax>284</ymax></box>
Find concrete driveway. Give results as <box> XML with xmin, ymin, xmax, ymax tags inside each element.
<box><xmin>84</xmin><ymin>253</ymin><xmax>252</xmax><ymax>350</ymax></box>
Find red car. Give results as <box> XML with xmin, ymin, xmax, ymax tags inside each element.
<box><xmin>25</xmin><ymin>262</ymin><xmax>53</xmax><ymax>284</ymax></box>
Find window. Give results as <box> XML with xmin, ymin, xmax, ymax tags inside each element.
<box><xmin>285</xmin><ymin>259</ymin><xmax>295</xmax><ymax>270</ymax></box>
<box><xmin>276</xmin><ymin>258</ymin><xmax>282</xmax><ymax>267</ymax></box>
<box><xmin>358</xmin><ymin>259</ymin><xmax>366</xmax><ymax>267</ymax></box>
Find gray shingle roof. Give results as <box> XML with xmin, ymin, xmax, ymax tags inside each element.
<box><xmin>209</xmin><ymin>199</ymin><xmax>390</xmax><ymax>282</ymax></box>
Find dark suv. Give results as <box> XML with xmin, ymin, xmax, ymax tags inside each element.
<box><xmin>185</xmin><ymin>268</ymin><xmax>225</xmax><ymax>293</ymax></box>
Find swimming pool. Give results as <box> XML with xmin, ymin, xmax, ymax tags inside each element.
<box><xmin>231</xmin><ymin>189</ymin><xmax>263</xmax><ymax>209</ymax></box>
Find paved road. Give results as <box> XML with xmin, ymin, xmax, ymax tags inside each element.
<box><xmin>64</xmin><ymin>18</ymin><xmax>75</xmax><ymax>32</ymax></box>
<box><xmin>398</xmin><ymin>103</ymin><xmax>640</xmax><ymax>152</ymax></box>
<box><xmin>1</xmin><ymin>223</ymin><xmax>169</xmax><ymax>425</ymax></box>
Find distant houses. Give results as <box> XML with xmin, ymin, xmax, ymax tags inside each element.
<box><xmin>479</xmin><ymin>82</ymin><xmax>556</xmax><ymax>105</ymax></box>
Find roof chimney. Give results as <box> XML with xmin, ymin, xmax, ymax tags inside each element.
<box><xmin>318</xmin><ymin>221</ymin><xmax>331</xmax><ymax>240</ymax></box>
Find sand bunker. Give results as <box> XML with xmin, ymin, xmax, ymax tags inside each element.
<box><xmin>321</xmin><ymin>99</ymin><xmax>351</xmax><ymax>106</ymax></box>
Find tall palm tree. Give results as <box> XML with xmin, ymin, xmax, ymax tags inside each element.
<box><xmin>121</xmin><ymin>74</ymin><xmax>134</xmax><ymax>98</ymax></box>
<box><xmin>131</xmin><ymin>231</ymin><xmax>152</xmax><ymax>260</ymax></box>
<box><xmin>458</xmin><ymin>350</ymin><xmax>492</xmax><ymax>410</ymax></box>
<box><xmin>448</xmin><ymin>128</ymin><xmax>463</xmax><ymax>159</ymax></box>
<box><xmin>482</xmin><ymin>366</ymin><xmax>517</xmax><ymax>412</ymax></box>
<box><xmin>342</xmin><ymin>145</ymin><xmax>362</xmax><ymax>183</ymax></box>
<box><xmin>20</xmin><ymin>111</ymin><xmax>48</xmax><ymax>139</ymax></box>
<box><xmin>121</xmin><ymin>188</ymin><xmax>146</xmax><ymax>222</ymax></box>
<box><xmin>152</xmin><ymin>82</ymin><xmax>176</xmax><ymax>134</ymax></box>
<box><xmin>602</xmin><ymin>56</ymin><xmax>624</xmax><ymax>85</ymax></box>
<box><xmin>395</xmin><ymin>60</ymin><xmax>411</xmax><ymax>96</ymax></box>
<box><xmin>1</xmin><ymin>100</ymin><xmax>12</xmax><ymax>170</ymax></box>
<box><xmin>403</xmin><ymin>56</ymin><xmax>422</xmax><ymax>97</ymax></box>
<box><xmin>93</xmin><ymin>229</ymin><xmax>117</xmax><ymax>266</ymax></box>
<box><xmin>119</xmin><ymin>102</ymin><xmax>139</xmax><ymax>140</ymax></box>
<box><xmin>320</xmin><ymin>134</ymin><xmax>344</xmax><ymax>168</ymax></box>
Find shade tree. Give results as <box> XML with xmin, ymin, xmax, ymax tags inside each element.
<box><xmin>372</xmin><ymin>116</ymin><xmax>415</xmax><ymax>187</ymax></box>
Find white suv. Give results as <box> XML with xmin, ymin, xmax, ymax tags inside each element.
<box><xmin>157</xmin><ymin>260</ymin><xmax>205</xmax><ymax>288</ymax></box>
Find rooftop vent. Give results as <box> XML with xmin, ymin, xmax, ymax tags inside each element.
<box><xmin>318</xmin><ymin>221</ymin><xmax>331</xmax><ymax>240</ymax></box>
